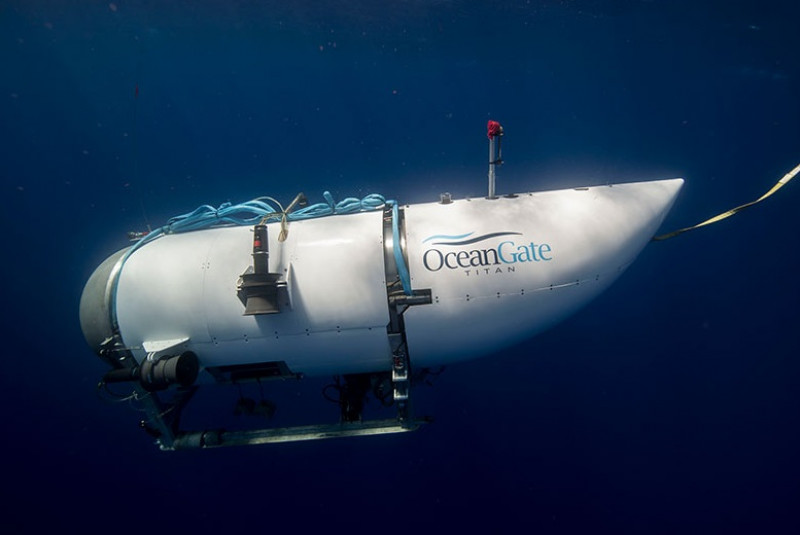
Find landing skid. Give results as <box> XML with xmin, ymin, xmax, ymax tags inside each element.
<box><xmin>120</xmin><ymin>371</ymin><xmax>429</xmax><ymax>451</ymax></box>
<box><xmin>105</xmin><ymin>351</ymin><xmax>430</xmax><ymax>450</ymax></box>
<box><xmin>170</xmin><ymin>417</ymin><xmax>428</xmax><ymax>449</ymax></box>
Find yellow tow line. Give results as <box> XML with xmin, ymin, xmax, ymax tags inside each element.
<box><xmin>653</xmin><ymin>163</ymin><xmax>800</xmax><ymax>241</ymax></box>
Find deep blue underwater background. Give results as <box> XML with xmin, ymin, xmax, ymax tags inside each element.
<box><xmin>2</xmin><ymin>1</ymin><xmax>799</xmax><ymax>533</ymax></box>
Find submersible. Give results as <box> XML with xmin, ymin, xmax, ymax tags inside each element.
<box><xmin>79</xmin><ymin>121</ymin><xmax>685</xmax><ymax>449</ymax></box>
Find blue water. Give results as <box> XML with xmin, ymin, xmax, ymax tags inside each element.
<box><xmin>2</xmin><ymin>1</ymin><xmax>799</xmax><ymax>533</ymax></box>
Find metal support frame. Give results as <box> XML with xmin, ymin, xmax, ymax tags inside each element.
<box><xmin>144</xmin><ymin>367</ymin><xmax>428</xmax><ymax>450</ymax></box>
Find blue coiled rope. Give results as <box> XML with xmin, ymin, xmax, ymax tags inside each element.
<box><xmin>110</xmin><ymin>191</ymin><xmax>411</xmax><ymax>329</ymax></box>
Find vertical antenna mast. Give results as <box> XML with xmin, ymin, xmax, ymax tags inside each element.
<box><xmin>487</xmin><ymin>120</ymin><xmax>504</xmax><ymax>199</ymax></box>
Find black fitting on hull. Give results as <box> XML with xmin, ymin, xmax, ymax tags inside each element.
<box><xmin>238</xmin><ymin>223</ymin><xmax>283</xmax><ymax>315</ymax></box>
<box><xmin>102</xmin><ymin>351</ymin><xmax>199</xmax><ymax>392</ymax></box>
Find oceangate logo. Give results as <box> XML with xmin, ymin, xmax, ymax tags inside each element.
<box><xmin>422</xmin><ymin>231</ymin><xmax>553</xmax><ymax>275</ymax></box>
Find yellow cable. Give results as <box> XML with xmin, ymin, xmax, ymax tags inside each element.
<box><xmin>653</xmin><ymin>163</ymin><xmax>800</xmax><ymax>241</ymax></box>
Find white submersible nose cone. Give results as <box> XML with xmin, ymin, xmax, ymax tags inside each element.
<box><xmin>400</xmin><ymin>178</ymin><xmax>684</xmax><ymax>367</ymax></box>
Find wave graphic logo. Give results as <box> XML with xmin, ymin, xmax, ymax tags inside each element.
<box><xmin>421</xmin><ymin>231</ymin><xmax>553</xmax><ymax>272</ymax></box>
<box><xmin>422</xmin><ymin>232</ymin><xmax>521</xmax><ymax>246</ymax></box>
